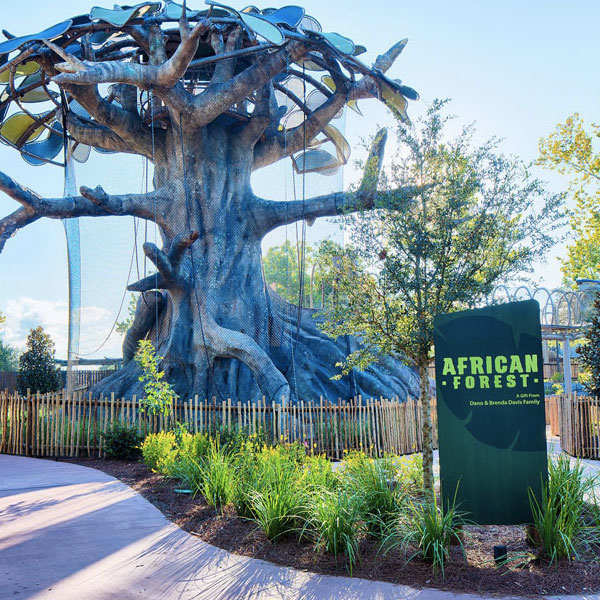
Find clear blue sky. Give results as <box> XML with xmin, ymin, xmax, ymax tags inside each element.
<box><xmin>0</xmin><ymin>0</ymin><xmax>598</xmax><ymax>358</ymax></box>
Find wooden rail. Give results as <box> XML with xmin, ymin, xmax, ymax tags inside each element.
<box><xmin>0</xmin><ymin>391</ymin><xmax>438</xmax><ymax>459</ymax></box>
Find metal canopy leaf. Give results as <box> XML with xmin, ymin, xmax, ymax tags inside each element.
<box><xmin>255</xmin><ymin>6</ymin><xmax>305</xmax><ymax>30</ymax></box>
<box><xmin>206</xmin><ymin>1</ymin><xmax>286</xmax><ymax>45</ymax></box>
<box><xmin>90</xmin><ymin>2</ymin><xmax>161</xmax><ymax>27</ymax></box>
<box><xmin>0</xmin><ymin>112</ymin><xmax>49</xmax><ymax>146</ymax></box>
<box><xmin>0</xmin><ymin>61</ymin><xmax>40</xmax><ymax>84</ymax></box>
<box><xmin>22</xmin><ymin>121</ymin><xmax>64</xmax><ymax>166</ymax></box>
<box><xmin>0</xmin><ymin>20</ymin><xmax>72</xmax><ymax>56</ymax></box>
<box><xmin>163</xmin><ymin>1</ymin><xmax>202</xmax><ymax>20</ymax></box>
<box><xmin>304</xmin><ymin>31</ymin><xmax>355</xmax><ymax>56</ymax></box>
<box><xmin>293</xmin><ymin>148</ymin><xmax>340</xmax><ymax>176</ymax></box>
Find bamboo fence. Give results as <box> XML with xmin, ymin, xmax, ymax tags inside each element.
<box><xmin>0</xmin><ymin>390</ymin><xmax>438</xmax><ymax>460</ymax></box>
<box><xmin>558</xmin><ymin>394</ymin><xmax>600</xmax><ymax>459</ymax></box>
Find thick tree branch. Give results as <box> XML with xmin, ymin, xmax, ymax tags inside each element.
<box><xmin>65</xmin><ymin>113</ymin><xmax>135</xmax><ymax>154</ymax></box>
<box><xmin>252</xmin><ymin>129</ymin><xmax>422</xmax><ymax>235</ymax></box>
<box><xmin>128</xmin><ymin>231</ymin><xmax>199</xmax><ymax>291</ymax></box>
<box><xmin>63</xmin><ymin>84</ymin><xmax>156</xmax><ymax>159</ymax></box>
<box><xmin>191</xmin><ymin>41</ymin><xmax>308</xmax><ymax>127</ymax></box>
<box><xmin>80</xmin><ymin>185</ymin><xmax>170</xmax><ymax>223</ymax></box>
<box><xmin>348</xmin><ymin>39</ymin><xmax>408</xmax><ymax>101</ymax></box>
<box><xmin>253</xmin><ymin>89</ymin><xmax>347</xmax><ymax>170</ymax></box>
<box><xmin>210</xmin><ymin>27</ymin><xmax>242</xmax><ymax>85</ymax></box>
<box><xmin>0</xmin><ymin>207</ymin><xmax>39</xmax><ymax>253</ymax></box>
<box><xmin>0</xmin><ymin>171</ymin><xmax>173</xmax><ymax>252</ymax></box>
<box><xmin>48</xmin><ymin>16</ymin><xmax>207</xmax><ymax>89</ymax></box>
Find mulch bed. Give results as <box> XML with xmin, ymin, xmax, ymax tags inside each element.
<box><xmin>57</xmin><ymin>457</ymin><xmax>600</xmax><ymax>597</ymax></box>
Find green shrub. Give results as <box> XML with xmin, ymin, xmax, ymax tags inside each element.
<box><xmin>395</xmin><ymin>454</ymin><xmax>424</xmax><ymax>493</ymax></box>
<box><xmin>100</xmin><ymin>422</ymin><xmax>142</xmax><ymax>460</ymax></box>
<box><xmin>528</xmin><ymin>454</ymin><xmax>598</xmax><ymax>562</ymax></box>
<box><xmin>385</xmin><ymin>492</ymin><xmax>465</xmax><ymax>577</ymax></box>
<box><xmin>306</xmin><ymin>488</ymin><xmax>363</xmax><ymax>575</ymax></box>
<box><xmin>141</xmin><ymin>431</ymin><xmax>177</xmax><ymax>473</ymax></box>
<box><xmin>199</xmin><ymin>442</ymin><xmax>234</xmax><ymax>511</ymax></box>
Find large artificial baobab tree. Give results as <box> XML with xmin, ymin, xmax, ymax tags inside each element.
<box><xmin>0</xmin><ymin>1</ymin><xmax>422</xmax><ymax>402</ymax></box>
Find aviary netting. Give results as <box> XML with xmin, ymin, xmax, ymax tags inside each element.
<box><xmin>0</xmin><ymin>1</ymin><xmax>422</xmax><ymax>403</ymax></box>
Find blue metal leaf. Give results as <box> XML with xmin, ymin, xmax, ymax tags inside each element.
<box><xmin>22</xmin><ymin>121</ymin><xmax>64</xmax><ymax>166</ymax></box>
<box><xmin>90</xmin><ymin>3</ymin><xmax>161</xmax><ymax>27</ymax></box>
<box><xmin>0</xmin><ymin>20</ymin><xmax>72</xmax><ymax>55</ymax></box>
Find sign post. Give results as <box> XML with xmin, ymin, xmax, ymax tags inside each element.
<box><xmin>434</xmin><ymin>300</ymin><xmax>547</xmax><ymax>524</ymax></box>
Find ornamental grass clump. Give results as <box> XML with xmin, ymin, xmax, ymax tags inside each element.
<box><xmin>305</xmin><ymin>488</ymin><xmax>364</xmax><ymax>575</ymax></box>
<box><xmin>344</xmin><ymin>453</ymin><xmax>407</xmax><ymax>537</ymax></box>
<box><xmin>248</xmin><ymin>447</ymin><xmax>306</xmax><ymax>541</ymax></box>
<box><xmin>528</xmin><ymin>454</ymin><xmax>598</xmax><ymax>563</ymax></box>
<box><xmin>384</xmin><ymin>492</ymin><xmax>465</xmax><ymax>577</ymax></box>
<box><xmin>199</xmin><ymin>442</ymin><xmax>235</xmax><ymax>511</ymax></box>
<box><xmin>170</xmin><ymin>455</ymin><xmax>204</xmax><ymax>498</ymax></box>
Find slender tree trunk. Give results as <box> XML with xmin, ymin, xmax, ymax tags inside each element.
<box><xmin>419</xmin><ymin>358</ymin><xmax>435</xmax><ymax>492</ymax></box>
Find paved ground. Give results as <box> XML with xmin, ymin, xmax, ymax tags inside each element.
<box><xmin>0</xmin><ymin>452</ymin><xmax>598</xmax><ymax>600</ymax></box>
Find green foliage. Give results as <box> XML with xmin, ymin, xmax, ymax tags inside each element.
<box><xmin>577</xmin><ymin>299</ymin><xmax>600</xmax><ymax>397</ymax></box>
<box><xmin>395</xmin><ymin>454</ymin><xmax>424</xmax><ymax>493</ymax></box>
<box><xmin>116</xmin><ymin>293</ymin><xmax>139</xmax><ymax>335</ymax></box>
<box><xmin>344</xmin><ymin>454</ymin><xmax>407</xmax><ymax>536</ymax></box>
<box><xmin>320</xmin><ymin>100</ymin><xmax>562</xmax><ymax>378</ymax></box>
<box><xmin>170</xmin><ymin>455</ymin><xmax>204</xmax><ymax>497</ymax></box>
<box><xmin>198</xmin><ymin>442</ymin><xmax>235</xmax><ymax>511</ymax></box>
<box><xmin>262</xmin><ymin>239</ymin><xmax>342</xmax><ymax>308</ymax></box>
<box><xmin>306</xmin><ymin>488</ymin><xmax>363</xmax><ymax>575</ymax></box>
<box><xmin>318</xmin><ymin>100</ymin><xmax>562</xmax><ymax>491</ymax></box>
<box><xmin>140</xmin><ymin>431</ymin><xmax>178</xmax><ymax>472</ymax></box>
<box><xmin>537</xmin><ymin>113</ymin><xmax>600</xmax><ymax>283</ymax></box>
<box><xmin>247</xmin><ymin>447</ymin><xmax>306</xmax><ymax>541</ymax></box>
<box><xmin>100</xmin><ymin>422</ymin><xmax>142</xmax><ymax>460</ymax></box>
<box><xmin>17</xmin><ymin>326</ymin><xmax>61</xmax><ymax>394</ymax></box>
<box><xmin>528</xmin><ymin>454</ymin><xmax>598</xmax><ymax>563</ymax></box>
<box><xmin>0</xmin><ymin>338</ymin><xmax>18</xmax><ymax>371</ymax></box>
<box><xmin>385</xmin><ymin>491</ymin><xmax>466</xmax><ymax>577</ymax></box>
<box><xmin>135</xmin><ymin>340</ymin><xmax>178</xmax><ymax>415</ymax></box>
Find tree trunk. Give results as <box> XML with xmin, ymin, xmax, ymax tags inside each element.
<box><xmin>419</xmin><ymin>358</ymin><xmax>435</xmax><ymax>492</ymax></box>
<box><xmin>91</xmin><ymin>121</ymin><xmax>420</xmax><ymax>404</ymax></box>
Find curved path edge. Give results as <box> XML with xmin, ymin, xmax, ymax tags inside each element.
<box><xmin>0</xmin><ymin>455</ymin><xmax>594</xmax><ymax>600</ymax></box>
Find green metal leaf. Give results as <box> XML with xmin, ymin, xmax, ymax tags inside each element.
<box><xmin>163</xmin><ymin>1</ymin><xmax>201</xmax><ymax>20</ymax></box>
<box><xmin>324</xmin><ymin>124</ymin><xmax>350</xmax><ymax>165</ymax></box>
<box><xmin>380</xmin><ymin>80</ymin><xmax>409</xmax><ymax>122</ymax></box>
<box><xmin>0</xmin><ymin>62</ymin><xmax>40</xmax><ymax>84</ymax></box>
<box><xmin>0</xmin><ymin>112</ymin><xmax>48</xmax><ymax>146</ymax></box>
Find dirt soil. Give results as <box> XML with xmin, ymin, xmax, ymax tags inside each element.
<box><xmin>58</xmin><ymin>457</ymin><xmax>600</xmax><ymax>597</ymax></box>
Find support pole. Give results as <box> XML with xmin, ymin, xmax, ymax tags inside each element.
<box><xmin>563</xmin><ymin>336</ymin><xmax>573</xmax><ymax>395</ymax></box>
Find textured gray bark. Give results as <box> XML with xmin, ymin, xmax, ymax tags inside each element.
<box><xmin>0</xmin><ymin>12</ymin><xmax>422</xmax><ymax>404</ymax></box>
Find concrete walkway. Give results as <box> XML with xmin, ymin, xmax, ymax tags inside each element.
<box><xmin>0</xmin><ymin>455</ymin><xmax>596</xmax><ymax>600</ymax></box>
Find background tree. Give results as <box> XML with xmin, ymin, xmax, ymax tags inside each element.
<box><xmin>17</xmin><ymin>326</ymin><xmax>62</xmax><ymax>394</ymax></box>
<box><xmin>318</xmin><ymin>100</ymin><xmax>563</xmax><ymax>490</ymax></box>
<box><xmin>262</xmin><ymin>239</ymin><xmax>340</xmax><ymax>308</ymax></box>
<box><xmin>0</xmin><ymin>312</ymin><xmax>19</xmax><ymax>371</ymax></box>
<box><xmin>537</xmin><ymin>113</ymin><xmax>600</xmax><ymax>283</ymax></box>
<box><xmin>577</xmin><ymin>298</ymin><xmax>600</xmax><ymax>397</ymax></box>
<box><xmin>0</xmin><ymin>3</ymin><xmax>422</xmax><ymax>403</ymax></box>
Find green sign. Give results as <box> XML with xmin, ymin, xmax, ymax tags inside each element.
<box><xmin>434</xmin><ymin>300</ymin><xmax>547</xmax><ymax>524</ymax></box>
